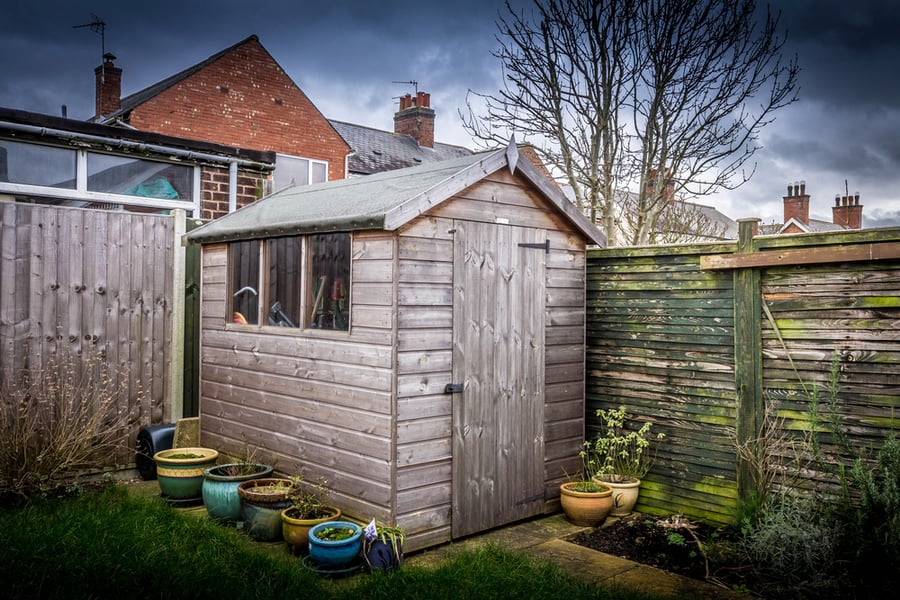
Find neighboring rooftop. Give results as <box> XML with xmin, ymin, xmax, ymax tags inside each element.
<box><xmin>331</xmin><ymin>120</ymin><xmax>471</xmax><ymax>176</ymax></box>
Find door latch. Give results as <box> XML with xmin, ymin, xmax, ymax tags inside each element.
<box><xmin>444</xmin><ymin>383</ymin><xmax>463</xmax><ymax>394</ymax></box>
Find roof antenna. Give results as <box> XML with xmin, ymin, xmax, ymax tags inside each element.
<box><xmin>392</xmin><ymin>80</ymin><xmax>418</xmax><ymax>97</ymax></box>
<box><xmin>73</xmin><ymin>14</ymin><xmax>107</xmax><ymax>80</ymax></box>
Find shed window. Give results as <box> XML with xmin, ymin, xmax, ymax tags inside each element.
<box><xmin>307</xmin><ymin>233</ymin><xmax>350</xmax><ymax>331</ymax></box>
<box><xmin>230</xmin><ymin>240</ymin><xmax>260</xmax><ymax>325</ymax></box>
<box><xmin>228</xmin><ymin>232</ymin><xmax>350</xmax><ymax>332</ymax></box>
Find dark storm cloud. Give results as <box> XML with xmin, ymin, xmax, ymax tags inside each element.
<box><xmin>0</xmin><ymin>0</ymin><xmax>897</xmax><ymax>225</ymax></box>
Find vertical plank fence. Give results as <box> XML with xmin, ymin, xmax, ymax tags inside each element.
<box><xmin>587</xmin><ymin>224</ymin><xmax>900</xmax><ymax>524</ymax></box>
<box><xmin>0</xmin><ymin>203</ymin><xmax>184</xmax><ymax>466</ymax></box>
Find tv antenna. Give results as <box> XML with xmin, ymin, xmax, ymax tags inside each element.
<box><xmin>73</xmin><ymin>14</ymin><xmax>108</xmax><ymax>79</ymax></box>
<box><xmin>392</xmin><ymin>80</ymin><xmax>418</xmax><ymax>96</ymax></box>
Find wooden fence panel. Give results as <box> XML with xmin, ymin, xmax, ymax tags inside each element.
<box><xmin>586</xmin><ymin>246</ymin><xmax>739</xmax><ymax>524</ymax></box>
<box><xmin>0</xmin><ymin>203</ymin><xmax>181</xmax><ymax>464</ymax></box>
<box><xmin>587</xmin><ymin>226</ymin><xmax>900</xmax><ymax>525</ymax></box>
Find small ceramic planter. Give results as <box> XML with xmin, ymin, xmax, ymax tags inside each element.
<box><xmin>308</xmin><ymin>521</ymin><xmax>363</xmax><ymax>568</ymax></box>
<box><xmin>281</xmin><ymin>506</ymin><xmax>342</xmax><ymax>551</ymax></box>
<box><xmin>559</xmin><ymin>481</ymin><xmax>613</xmax><ymax>526</ymax></box>
<box><xmin>237</xmin><ymin>477</ymin><xmax>295</xmax><ymax>541</ymax></box>
<box><xmin>153</xmin><ymin>447</ymin><xmax>219</xmax><ymax>500</ymax></box>
<box><xmin>593</xmin><ymin>476</ymin><xmax>641</xmax><ymax>516</ymax></box>
<box><xmin>202</xmin><ymin>463</ymin><xmax>274</xmax><ymax>523</ymax></box>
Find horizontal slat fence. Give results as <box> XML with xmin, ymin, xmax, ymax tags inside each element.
<box><xmin>587</xmin><ymin>224</ymin><xmax>900</xmax><ymax>525</ymax></box>
<box><xmin>586</xmin><ymin>244</ymin><xmax>740</xmax><ymax>524</ymax></box>
<box><xmin>0</xmin><ymin>203</ymin><xmax>181</xmax><ymax>466</ymax></box>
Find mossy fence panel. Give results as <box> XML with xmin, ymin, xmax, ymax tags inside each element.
<box><xmin>586</xmin><ymin>223</ymin><xmax>900</xmax><ymax>525</ymax></box>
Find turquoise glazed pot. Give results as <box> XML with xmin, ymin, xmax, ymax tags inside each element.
<box><xmin>308</xmin><ymin>521</ymin><xmax>363</xmax><ymax>568</ymax></box>
<box><xmin>202</xmin><ymin>463</ymin><xmax>274</xmax><ymax>523</ymax></box>
<box><xmin>153</xmin><ymin>447</ymin><xmax>219</xmax><ymax>500</ymax></box>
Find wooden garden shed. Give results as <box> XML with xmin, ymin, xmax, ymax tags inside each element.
<box><xmin>186</xmin><ymin>142</ymin><xmax>604</xmax><ymax>550</ymax></box>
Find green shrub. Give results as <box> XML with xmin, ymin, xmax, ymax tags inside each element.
<box><xmin>735</xmin><ymin>490</ymin><xmax>848</xmax><ymax>598</ymax></box>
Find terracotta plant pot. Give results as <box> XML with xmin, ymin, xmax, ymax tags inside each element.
<box><xmin>559</xmin><ymin>481</ymin><xmax>613</xmax><ymax>526</ymax></box>
<box><xmin>593</xmin><ymin>476</ymin><xmax>641</xmax><ymax>516</ymax></box>
<box><xmin>281</xmin><ymin>505</ymin><xmax>342</xmax><ymax>551</ymax></box>
<box><xmin>153</xmin><ymin>447</ymin><xmax>219</xmax><ymax>500</ymax></box>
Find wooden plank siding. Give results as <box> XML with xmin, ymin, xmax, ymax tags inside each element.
<box><xmin>586</xmin><ymin>227</ymin><xmax>900</xmax><ymax>525</ymax></box>
<box><xmin>0</xmin><ymin>203</ymin><xmax>178</xmax><ymax>464</ymax></box>
<box><xmin>394</xmin><ymin>216</ymin><xmax>455</xmax><ymax>549</ymax></box>
<box><xmin>198</xmin><ymin>233</ymin><xmax>398</xmax><ymax>523</ymax></box>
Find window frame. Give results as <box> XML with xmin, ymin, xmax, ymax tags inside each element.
<box><xmin>272</xmin><ymin>153</ymin><xmax>329</xmax><ymax>192</ymax></box>
<box><xmin>227</xmin><ymin>232</ymin><xmax>351</xmax><ymax>334</ymax></box>
<box><xmin>0</xmin><ymin>137</ymin><xmax>200</xmax><ymax>214</ymax></box>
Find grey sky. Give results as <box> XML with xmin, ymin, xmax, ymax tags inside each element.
<box><xmin>1</xmin><ymin>0</ymin><xmax>898</xmax><ymax>227</ymax></box>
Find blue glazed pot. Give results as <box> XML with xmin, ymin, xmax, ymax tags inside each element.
<box><xmin>202</xmin><ymin>463</ymin><xmax>273</xmax><ymax>523</ymax></box>
<box><xmin>308</xmin><ymin>521</ymin><xmax>363</xmax><ymax>568</ymax></box>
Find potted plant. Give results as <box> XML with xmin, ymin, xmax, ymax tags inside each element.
<box><xmin>585</xmin><ymin>405</ymin><xmax>665</xmax><ymax>516</ymax></box>
<box><xmin>153</xmin><ymin>447</ymin><xmax>219</xmax><ymax>501</ymax></box>
<box><xmin>362</xmin><ymin>519</ymin><xmax>406</xmax><ymax>572</ymax></box>
<box><xmin>237</xmin><ymin>476</ymin><xmax>296</xmax><ymax>541</ymax></box>
<box><xmin>202</xmin><ymin>461</ymin><xmax>274</xmax><ymax>523</ymax></box>
<box><xmin>280</xmin><ymin>475</ymin><xmax>341</xmax><ymax>552</ymax></box>
<box><xmin>307</xmin><ymin>520</ymin><xmax>363</xmax><ymax>568</ymax></box>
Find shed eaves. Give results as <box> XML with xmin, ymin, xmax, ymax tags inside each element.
<box><xmin>186</xmin><ymin>151</ymin><xmax>492</xmax><ymax>244</ymax></box>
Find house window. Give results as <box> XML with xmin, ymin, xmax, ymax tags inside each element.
<box><xmin>87</xmin><ymin>152</ymin><xmax>193</xmax><ymax>201</ymax></box>
<box><xmin>228</xmin><ymin>232</ymin><xmax>350</xmax><ymax>332</ymax></box>
<box><xmin>0</xmin><ymin>140</ymin><xmax>76</xmax><ymax>188</ymax></box>
<box><xmin>272</xmin><ymin>154</ymin><xmax>328</xmax><ymax>192</ymax></box>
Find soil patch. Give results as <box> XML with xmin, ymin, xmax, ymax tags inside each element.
<box><xmin>570</xmin><ymin>514</ymin><xmax>713</xmax><ymax>581</ymax></box>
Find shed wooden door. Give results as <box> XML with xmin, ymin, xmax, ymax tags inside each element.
<box><xmin>451</xmin><ymin>220</ymin><xmax>546</xmax><ymax>538</ymax></box>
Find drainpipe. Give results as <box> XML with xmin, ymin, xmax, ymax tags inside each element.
<box><xmin>228</xmin><ymin>161</ymin><xmax>238</xmax><ymax>213</ymax></box>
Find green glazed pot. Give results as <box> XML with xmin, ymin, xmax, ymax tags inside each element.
<box><xmin>153</xmin><ymin>447</ymin><xmax>219</xmax><ymax>500</ymax></box>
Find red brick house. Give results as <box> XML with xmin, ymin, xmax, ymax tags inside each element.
<box><xmin>92</xmin><ymin>35</ymin><xmax>351</xmax><ymax>205</ymax></box>
<box><xmin>761</xmin><ymin>181</ymin><xmax>864</xmax><ymax>235</ymax></box>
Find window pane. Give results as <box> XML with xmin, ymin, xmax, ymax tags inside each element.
<box><xmin>273</xmin><ymin>155</ymin><xmax>309</xmax><ymax>190</ymax></box>
<box><xmin>307</xmin><ymin>233</ymin><xmax>350</xmax><ymax>331</ymax></box>
<box><xmin>0</xmin><ymin>139</ymin><xmax>76</xmax><ymax>188</ymax></box>
<box><xmin>87</xmin><ymin>152</ymin><xmax>193</xmax><ymax>200</ymax></box>
<box><xmin>311</xmin><ymin>161</ymin><xmax>327</xmax><ymax>184</ymax></box>
<box><xmin>229</xmin><ymin>240</ymin><xmax>260</xmax><ymax>325</ymax></box>
<box><xmin>266</xmin><ymin>237</ymin><xmax>302</xmax><ymax>328</ymax></box>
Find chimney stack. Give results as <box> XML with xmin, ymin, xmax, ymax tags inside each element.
<box><xmin>783</xmin><ymin>180</ymin><xmax>810</xmax><ymax>225</ymax></box>
<box><xmin>832</xmin><ymin>191</ymin><xmax>863</xmax><ymax>229</ymax></box>
<box><xmin>94</xmin><ymin>52</ymin><xmax>122</xmax><ymax>119</ymax></box>
<box><xmin>394</xmin><ymin>91</ymin><xmax>435</xmax><ymax>148</ymax></box>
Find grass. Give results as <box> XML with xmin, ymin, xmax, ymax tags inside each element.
<box><xmin>0</xmin><ymin>484</ymin><xmax>665</xmax><ymax>600</ymax></box>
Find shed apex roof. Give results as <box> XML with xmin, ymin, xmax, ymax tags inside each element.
<box><xmin>186</xmin><ymin>143</ymin><xmax>604</xmax><ymax>246</ymax></box>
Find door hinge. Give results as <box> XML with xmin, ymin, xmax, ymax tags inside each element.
<box><xmin>515</xmin><ymin>492</ymin><xmax>546</xmax><ymax>506</ymax></box>
<box><xmin>518</xmin><ymin>240</ymin><xmax>549</xmax><ymax>253</ymax></box>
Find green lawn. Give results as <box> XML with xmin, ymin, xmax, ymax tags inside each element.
<box><xmin>0</xmin><ymin>485</ymin><xmax>664</xmax><ymax>599</ymax></box>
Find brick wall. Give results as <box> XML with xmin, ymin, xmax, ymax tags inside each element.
<box><xmin>200</xmin><ymin>166</ymin><xmax>268</xmax><ymax>220</ymax></box>
<box><xmin>128</xmin><ymin>36</ymin><xmax>349</xmax><ymax>182</ymax></box>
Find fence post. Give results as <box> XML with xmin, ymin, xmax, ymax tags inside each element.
<box><xmin>733</xmin><ymin>218</ymin><xmax>762</xmax><ymax>501</ymax></box>
<box><xmin>167</xmin><ymin>209</ymin><xmax>186</xmax><ymax>423</ymax></box>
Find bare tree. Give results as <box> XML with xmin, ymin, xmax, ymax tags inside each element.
<box><xmin>462</xmin><ymin>0</ymin><xmax>798</xmax><ymax>245</ymax></box>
